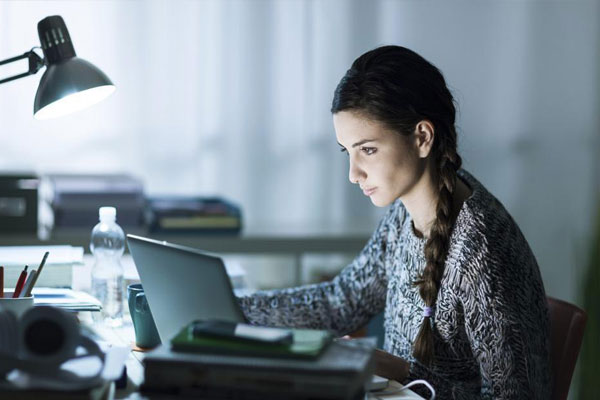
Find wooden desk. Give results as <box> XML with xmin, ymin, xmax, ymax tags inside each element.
<box><xmin>90</xmin><ymin>319</ymin><xmax>424</xmax><ymax>400</ymax></box>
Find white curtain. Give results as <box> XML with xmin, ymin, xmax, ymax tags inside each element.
<box><xmin>0</xmin><ymin>0</ymin><xmax>382</xmax><ymax>233</ymax></box>
<box><xmin>0</xmin><ymin>0</ymin><xmax>599</xmax><ymax>302</ymax></box>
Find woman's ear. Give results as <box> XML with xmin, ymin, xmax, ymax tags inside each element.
<box><xmin>414</xmin><ymin>120</ymin><xmax>435</xmax><ymax>158</ymax></box>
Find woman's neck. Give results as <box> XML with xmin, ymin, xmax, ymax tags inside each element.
<box><xmin>402</xmin><ymin>171</ymin><xmax>471</xmax><ymax>240</ymax></box>
<box><xmin>401</xmin><ymin>168</ymin><xmax>438</xmax><ymax>239</ymax></box>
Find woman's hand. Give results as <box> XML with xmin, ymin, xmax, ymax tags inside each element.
<box><xmin>373</xmin><ymin>348</ymin><xmax>410</xmax><ymax>382</ymax></box>
<box><xmin>337</xmin><ymin>336</ymin><xmax>410</xmax><ymax>382</ymax></box>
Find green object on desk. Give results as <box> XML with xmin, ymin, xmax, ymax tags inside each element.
<box><xmin>170</xmin><ymin>323</ymin><xmax>332</xmax><ymax>359</ymax></box>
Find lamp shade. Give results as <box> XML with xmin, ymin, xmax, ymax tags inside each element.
<box><xmin>33</xmin><ymin>57</ymin><xmax>115</xmax><ymax>120</ymax></box>
<box><xmin>33</xmin><ymin>15</ymin><xmax>115</xmax><ymax>120</ymax></box>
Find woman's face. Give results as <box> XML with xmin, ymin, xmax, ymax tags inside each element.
<box><xmin>333</xmin><ymin>111</ymin><xmax>426</xmax><ymax>207</ymax></box>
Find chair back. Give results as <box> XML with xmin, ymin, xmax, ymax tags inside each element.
<box><xmin>547</xmin><ymin>296</ymin><xmax>587</xmax><ymax>400</ymax></box>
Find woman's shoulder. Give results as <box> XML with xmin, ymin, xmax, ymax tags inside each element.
<box><xmin>451</xmin><ymin>170</ymin><xmax>538</xmax><ymax>273</ymax></box>
<box><xmin>448</xmin><ymin>171</ymin><xmax>547</xmax><ymax>329</ymax></box>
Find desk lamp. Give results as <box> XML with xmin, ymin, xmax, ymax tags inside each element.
<box><xmin>0</xmin><ymin>15</ymin><xmax>115</xmax><ymax>120</ymax></box>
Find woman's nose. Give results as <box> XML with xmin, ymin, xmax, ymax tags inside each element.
<box><xmin>348</xmin><ymin>160</ymin><xmax>365</xmax><ymax>184</ymax></box>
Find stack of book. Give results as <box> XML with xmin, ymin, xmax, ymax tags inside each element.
<box><xmin>43</xmin><ymin>173</ymin><xmax>146</xmax><ymax>228</ymax></box>
<box><xmin>141</xmin><ymin>325</ymin><xmax>374</xmax><ymax>400</ymax></box>
<box><xmin>146</xmin><ymin>196</ymin><xmax>242</xmax><ymax>234</ymax></box>
<box><xmin>0</xmin><ymin>173</ymin><xmax>39</xmax><ymax>234</ymax></box>
<box><xmin>0</xmin><ymin>245</ymin><xmax>83</xmax><ymax>288</ymax></box>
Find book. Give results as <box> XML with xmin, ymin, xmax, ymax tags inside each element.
<box><xmin>0</xmin><ymin>245</ymin><xmax>83</xmax><ymax>288</ymax></box>
<box><xmin>142</xmin><ymin>340</ymin><xmax>375</xmax><ymax>400</ymax></box>
<box><xmin>45</xmin><ymin>173</ymin><xmax>145</xmax><ymax>228</ymax></box>
<box><xmin>2</xmin><ymin>264</ymin><xmax>72</xmax><ymax>288</ymax></box>
<box><xmin>170</xmin><ymin>323</ymin><xmax>332</xmax><ymax>359</ymax></box>
<box><xmin>147</xmin><ymin>196</ymin><xmax>242</xmax><ymax>234</ymax></box>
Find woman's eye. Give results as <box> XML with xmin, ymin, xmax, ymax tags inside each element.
<box><xmin>361</xmin><ymin>147</ymin><xmax>377</xmax><ymax>155</ymax></box>
<box><xmin>339</xmin><ymin>148</ymin><xmax>348</xmax><ymax>155</ymax></box>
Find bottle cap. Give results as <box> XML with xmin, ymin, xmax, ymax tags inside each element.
<box><xmin>99</xmin><ymin>206</ymin><xmax>116</xmax><ymax>222</ymax></box>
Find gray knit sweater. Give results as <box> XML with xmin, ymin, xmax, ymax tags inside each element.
<box><xmin>237</xmin><ymin>170</ymin><xmax>551</xmax><ymax>399</ymax></box>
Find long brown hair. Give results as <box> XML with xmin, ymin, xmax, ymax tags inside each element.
<box><xmin>331</xmin><ymin>45</ymin><xmax>462</xmax><ymax>365</ymax></box>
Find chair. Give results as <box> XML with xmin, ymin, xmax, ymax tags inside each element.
<box><xmin>547</xmin><ymin>296</ymin><xmax>588</xmax><ymax>400</ymax></box>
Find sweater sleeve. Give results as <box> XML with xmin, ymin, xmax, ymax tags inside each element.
<box><xmin>236</xmin><ymin>213</ymin><xmax>392</xmax><ymax>336</ymax></box>
<box><xmin>459</xmin><ymin>253</ymin><xmax>550</xmax><ymax>399</ymax></box>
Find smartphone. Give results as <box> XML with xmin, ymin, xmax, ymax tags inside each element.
<box><xmin>191</xmin><ymin>320</ymin><xmax>294</xmax><ymax>345</ymax></box>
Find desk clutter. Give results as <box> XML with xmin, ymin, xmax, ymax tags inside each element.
<box><xmin>0</xmin><ymin>174</ymin><xmax>376</xmax><ymax>399</ymax></box>
<box><xmin>0</xmin><ymin>247</ymin><xmax>102</xmax><ymax>313</ymax></box>
<box><xmin>139</xmin><ymin>319</ymin><xmax>375</xmax><ymax>400</ymax></box>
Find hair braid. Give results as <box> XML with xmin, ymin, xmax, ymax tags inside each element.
<box><xmin>413</xmin><ymin>126</ymin><xmax>462</xmax><ymax>365</ymax></box>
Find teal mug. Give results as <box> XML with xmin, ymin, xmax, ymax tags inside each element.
<box><xmin>127</xmin><ymin>283</ymin><xmax>161</xmax><ymax>349</ymax></box>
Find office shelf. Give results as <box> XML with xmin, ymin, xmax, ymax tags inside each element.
<box><xmin>0</xmin><ymin>227</ymin><xmax>372</xmax><ymax>285</ymax></box>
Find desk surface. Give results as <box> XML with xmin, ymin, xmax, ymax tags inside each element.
<box><xmin>90</xmin><ymin>319</ymin><xmax>424</xmax><ymax>400</ymax></box>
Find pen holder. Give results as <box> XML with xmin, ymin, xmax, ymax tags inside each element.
<box><xmin>0</xmin><ymin>291</ymin><xmax>34</xmax><ymax>318</ymax></box>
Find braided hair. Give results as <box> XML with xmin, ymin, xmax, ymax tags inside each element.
<box><xmin>331</xmin><ymin>45</ymin><xmax>462</xmax><ymax>365</ymax></box>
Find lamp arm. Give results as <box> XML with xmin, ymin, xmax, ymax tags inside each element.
<box><xmin>0</xmin><ymin>49</ymin><xmax>44</xmax><ymax>85</ymax></box>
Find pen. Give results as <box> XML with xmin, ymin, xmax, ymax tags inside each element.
<box><xmin>0</xmin><ymin>266</ymin><xmax>4</xmax><ymax>298</ymax></box>
<box><xmin>24</xmin><ymin>251</ymin><xmax>49</xmax><ymax>297</ymax></box>
<box><xmin>13</xmin><ymin>265</ymin><xmax>28</xmax><ymax>298</ymax></box>
<box><xmin>19</xmin><ymin>270</ymin><xmax>37</xmax><ymax>298</ymax></box>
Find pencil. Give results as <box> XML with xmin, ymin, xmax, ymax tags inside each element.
<box><xmin>24</xmin><ymin>251</ymin><xmax>49</xmax><ymax>297</ymax></box>
<box><xmin>0</xmin><ymin>266</ymin><xmax>4</xmax><ymax>298</ymax></box>
<box><xmin>13</xmin><ymin>265</ymin><xmax>28</xmax><ymax>298</ymax></box>
<box><xmin>19</xmin><ymin>270</ymin><xmax>37</xmax><ymax>298</ymax></box>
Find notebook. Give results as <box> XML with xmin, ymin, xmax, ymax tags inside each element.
<box><xmin>170</xmin><ymin>321</ymin><xmax>332</xmax><ymax>359</ymax></box>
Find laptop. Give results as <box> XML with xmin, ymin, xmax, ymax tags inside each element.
<box><xmin>126</xmin><ymin>234</ymin><xmax>247</xmax><ymax>343</ymax></box>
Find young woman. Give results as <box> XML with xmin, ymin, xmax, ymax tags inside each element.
<box><xmin>238</xmin><ymin>45</ymin><xmax>551</xmax><ymax>399</ymax></box>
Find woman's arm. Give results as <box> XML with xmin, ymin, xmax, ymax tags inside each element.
<box><xmin>460</xmin><ymin>253</ymin><xmax>551</xmax><ymax>399</ymax></box>
<box><xmin>374</xmin><ymin>349</ymin><xmax>410</xmax><ymax>382</ymax></box>
<box><xmin>237</xmin><ymin>212</ymin><xmax>393</xmax><ymax>335</ymax></box>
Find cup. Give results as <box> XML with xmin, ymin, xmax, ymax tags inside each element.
<box><xmin>127</xmin><ymin>283</ymin><xmax>160</xmax><ymax>349</ymax></box>
<box><xmin>0</xmin><ymin>291</ymin><xmax>34</xmax><ymax>318</ymax></box>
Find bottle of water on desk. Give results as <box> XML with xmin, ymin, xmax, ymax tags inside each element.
<box><xmin>90</xmin><ymin>206</ymin><xmax>125</xmax><ymax>327</ymax></box>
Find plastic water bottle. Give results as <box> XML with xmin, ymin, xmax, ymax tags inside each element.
<box><xmin>90</xmin><ymin>206</ymin><xmax>125</xmax><ymax>326</ymax></box>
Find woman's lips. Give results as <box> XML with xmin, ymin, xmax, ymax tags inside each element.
<box><xmin>362</xmin><ymin>187</ymin><xmax>377</xmax><ymax>196</ymax></box>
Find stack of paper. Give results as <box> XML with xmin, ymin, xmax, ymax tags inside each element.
<box><xmin>0</xmin><ymin>245</ymin><xmax>83</xmax><ymax>288</ymax></box>
<box><xmin>32</xmin><ymin>288</ymin><xmax>102</xmax><ymax>312</ymax></box>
